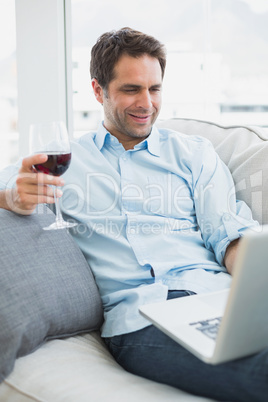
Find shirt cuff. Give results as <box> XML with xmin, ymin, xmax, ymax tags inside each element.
<box><xmin>212</xmin><ymin>212</ymin><xmax>258</xmax><ymax>266</ymax></box>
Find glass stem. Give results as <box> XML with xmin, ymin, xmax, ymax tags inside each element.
<box><xmin>53</xmin><ymin>186</ymin><xmax>63</xmax><ymax>223</ymax></box>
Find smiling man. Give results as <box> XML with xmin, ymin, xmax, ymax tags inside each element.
<box><xmin>0</xmin><ymin>28</ymin><xmax>266</xmax><ymax>401</ymax></box>
<box><xmin>91</xmin><ymin>41</ymin><xmax>163</xmax><ymax>149</ymax></box>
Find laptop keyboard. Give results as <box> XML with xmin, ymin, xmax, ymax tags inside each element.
<box><xmin>189</xmin><ymin>317</ymin><xmax>222</xmax><ymax>340</ymax></box>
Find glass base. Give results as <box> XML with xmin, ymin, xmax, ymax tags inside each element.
<box><xmin>43</xmin><ymin>220</ymin><xmax>78</xmax><ymax>231</ymax></box>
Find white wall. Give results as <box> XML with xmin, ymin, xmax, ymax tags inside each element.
<box><xmin>15</xmin><ymin>0</ymin><xmax>72</xmax><ymax>157</ymax></box>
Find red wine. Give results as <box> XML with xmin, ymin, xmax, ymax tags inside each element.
<box><xmin>34</xmin><ymin>153</ymin><xmax>71</xmax><ymax>176</ymax></box>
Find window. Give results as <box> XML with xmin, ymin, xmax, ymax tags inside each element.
<box><xmin>0</xmin><ymin>0</ymin><xmax>18</xmax><ymax>170</ymax></box>
<box><xmin>71</xmin><ymin>0</ymin><xmax>268</xmax><ymax>138</ymax></box>
<box><xmin>3</xmin><ymin>0</ymin><xmax>267</xmax><ymax>169</ymax></box>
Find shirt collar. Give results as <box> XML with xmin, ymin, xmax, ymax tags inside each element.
<box><xmin>94</xmin><ymin>122</ymin><xmax>160</xmax><ymax>157</ymax></box>
<box><xmin>145</xmin><ymin>125</ymin><xmax>160</xmax><ymax>157</ymax></box>
<box><xmin>94</xmin><ymin>122</ymin><xmax>110</xmax><ymax>151</ymax></box>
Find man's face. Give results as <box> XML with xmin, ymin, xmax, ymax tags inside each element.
<box><xmin>92</xmin><ymin>54</ymin><xmax>163</xmax><ymax>149</ymax></box>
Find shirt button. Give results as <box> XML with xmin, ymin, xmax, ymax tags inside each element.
<box><xmin>129</xmin><ymin>228</ymin><xmax>136</xmax><ymax>234</ymax></box>
<box><xmin>223</xmin><ymin>213</ymin><xmax>231</xmax><ymax>222</ymax></box>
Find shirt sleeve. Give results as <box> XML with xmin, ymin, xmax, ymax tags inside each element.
<box><xmin>0</xmin><ymin>161</ymin><xmax>21</xmax><ymax>190</ymax></box>
<box><xmin>192</xmin><ymin>139</ymin><xmax>259</xmax><ymax>266</ymax></box>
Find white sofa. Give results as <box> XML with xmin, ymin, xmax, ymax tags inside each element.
<box><xmin>1</xmin><ymin>118</ymin><xmax>268</xmax><ymax>402</ymax></box>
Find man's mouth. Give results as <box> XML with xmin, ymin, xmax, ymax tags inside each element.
<box><xmin>128</xmin><ymin>113</ymin><xmax>152</xmax><ymax>122</ymax></box>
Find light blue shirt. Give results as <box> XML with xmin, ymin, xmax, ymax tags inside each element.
<box><xmin>0</xmin><ymin>124</ymin><xmax>258</xmax><ymax>337</ymax></box>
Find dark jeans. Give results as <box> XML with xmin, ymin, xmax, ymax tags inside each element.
<box><xmin>104</xmin><ymin>290</ymin><xmax>268</xmax><ymax>402</ymax></box>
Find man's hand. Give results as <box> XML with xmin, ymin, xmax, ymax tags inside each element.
<box><xmin>224</xmin><ymin>238</ymin><xmax>240</xmax><ymax>275</ymax></box>
<box><xmin>0</xmin><ymin>154</ymin><xmax>64</xmax><ymax>215</ymax></box>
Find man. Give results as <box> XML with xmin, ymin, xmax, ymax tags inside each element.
<box><xmin>0</xmin><ymin>28</ymin><xmax>266</xmax><ymax>401</ymax></box>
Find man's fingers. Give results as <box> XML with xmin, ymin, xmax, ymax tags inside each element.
<box><xmin>20</xmin><ymin>154</ymin><xmax>48</xmax><ymax>172</ymax></box>
<box><xmin>16</xmin><ymin>171</ymin><xmax>64</xmax><ymax>187</ymax></box>
<box><xmin>16</xmin><ymin>181</ymin><xmax>62</xmax><ymax>198</ymax></box>
<box><xmin>5</xmin><ymin>187</ymin><xmax>57</xmax><ymax>215</ymax></box>
<box><xmin>11</xmin><ymin>182</ymin><xmax>63</xmax><ymax>213</ymax></box>
<box><xmin>9</xmin><ymin>155</ymin><xmax>65</xmax><ymax>214</ymax></box>
<box><xmin>15</xmin><ymin>192</ymin><xmax>57</xmax><ymax>206</ymax></box>
<box><xmin>20</xmin><ymin>154</ymin><xmax>65</xmax><ymax>185</ymax></box>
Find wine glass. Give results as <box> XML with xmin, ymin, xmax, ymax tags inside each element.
<box><xmin>29</xmin><ymin>121</ymin><xmax>77</xmax><ymax>230</ymax></box>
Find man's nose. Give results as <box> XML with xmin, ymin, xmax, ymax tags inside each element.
<box><xmin>135</xmin><ymin>90</ymin><xmax>152</xmax><ymax>109</ymax></box>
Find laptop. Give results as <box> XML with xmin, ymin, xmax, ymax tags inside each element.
<box><xmin>139</xmin><ymin>225</ymin><xmax>268</xmax><ymax>364</ymax></box>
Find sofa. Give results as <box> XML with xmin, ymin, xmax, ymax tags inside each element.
<box><xmin>0</xmin><ymin>118</ymin><xmax>268</xmax><ymax>402</ymax></box>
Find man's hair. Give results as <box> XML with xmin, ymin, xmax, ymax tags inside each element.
<box><xmin>90</xmin><ymin>27</ymin><xmax>166</xmax><ymax>92</ymax></box>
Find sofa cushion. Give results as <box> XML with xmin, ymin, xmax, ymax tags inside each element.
<box><xmin>0</xmin><ymin>205</ymin><xmax>103</xmax><ymax>383</ymax></box>
<box><xmin>157</xmin><ymin>118</ymin><xmax>268</xmax><ymax>225</ymax></box>
<box><xmin>0</xmin><ymin>332</ymin><xmax>214</xmax><ymax>402</ymax></box>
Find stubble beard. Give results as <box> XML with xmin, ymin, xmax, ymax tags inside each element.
<box><xmin>103</xmin><ymin>94</ymin><xmax>160</xmax><ymax>142</ymax></box>
<box><xmin>118</xmin><ymin>107</ymin><xmax>159</xmax><ymax>139</ymax></box>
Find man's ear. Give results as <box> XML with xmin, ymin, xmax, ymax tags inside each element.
<box><xmin>91</xmin><ymin>78</ymin><xmax>104</xmax><ymax>104</ymax></box>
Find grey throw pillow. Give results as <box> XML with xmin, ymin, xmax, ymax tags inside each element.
<box><xmin>0</xmin><ymin>206</ymin><xmax>103</xmax><ymax>383</ymax></box>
